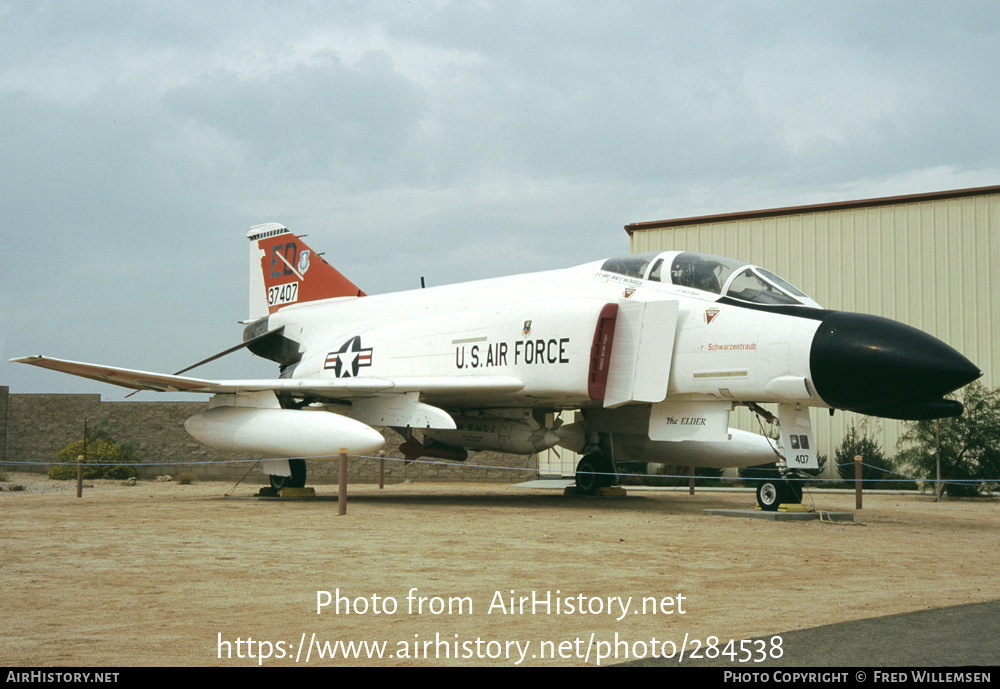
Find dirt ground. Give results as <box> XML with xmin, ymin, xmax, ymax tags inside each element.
<box><xmin>2</xmin><ymin>472</ymin><xmax>998</xmax><ymax>667</ymax></box>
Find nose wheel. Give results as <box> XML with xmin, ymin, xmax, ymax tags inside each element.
<box><xmin>756</xmin><ymin>478</ymin><xmax>803</xmax><ymax>511</ymax></box>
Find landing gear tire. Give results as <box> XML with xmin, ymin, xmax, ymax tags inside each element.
<box><xmin>756</xmin><ymin>480</ymin><xmax>783</xmax><ymax>511</ymax></box>
<box><xmin>269</xmin><ymin>459</ymin><xmax>307</xmax><ymax>491</ymax></box>
<box><xmin>756</xmin><ymin>479</ymin><xmax>802</xmax><ymax>510</ymax></box>
<box><xmin>575</xmin><ymin>453</ymin><xmax>614</xmax><ymax>495</ymax></box>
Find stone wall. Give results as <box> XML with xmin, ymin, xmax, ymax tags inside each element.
<box><xmin>0</xmin><ymin>387</ymin><xmax>536</xmax><ymax>484</ymax></box>
<box><xmin>0</xmin><ymin>387</ymin><xmax>6</xmax><ymax>465</ymax></box>
<box><xmin>0</xmin><ymin>386</ymin><xmax>7</xmax><ymax>470</ymax></box>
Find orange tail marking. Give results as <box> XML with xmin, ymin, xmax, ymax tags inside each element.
<box><xmin>256</xmin><ymin>232</ymin><xmax>364</xmax><ymax>314</ymax></box>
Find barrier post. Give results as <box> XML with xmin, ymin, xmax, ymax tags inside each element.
<box><xmin>77</xmin><ymin>455</ymin><xmax>84</xmax><ymax>498</ymax></box>
<box><xmin>338</xmin><ymin>448</ymin><xmax>348</xmax><ymax>515</ymax></box>
<box><xmin>854</xmin><ymin>454</ymin><xmax>863</xmax><ymax>509</ymax></box>
<box><xmin>935</xmin><ymin>419</ymin><xmax>943</xmax><ymax>502</ymax></box>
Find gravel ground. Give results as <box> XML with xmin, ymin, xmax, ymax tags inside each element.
<box><xmin>2</xmin><ymin>471</ymin><xmax>997</xmax><ymax>667</ymax></box>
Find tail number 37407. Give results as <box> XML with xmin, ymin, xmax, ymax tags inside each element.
<box><xmin>268</xmin><ymin>282</ymin><xmax>299</xmax><ymax>307</ymax></box>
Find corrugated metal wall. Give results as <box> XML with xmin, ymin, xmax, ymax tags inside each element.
<box><xmin>627</xmin><ymin>190</ymin><xmax>999</xmax><ymax>467</ymax></box>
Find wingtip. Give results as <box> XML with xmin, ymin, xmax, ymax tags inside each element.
<box><xmin>10</xmin><ymin>355</ymin><xmax>43</xmax><ymax>364</ymax></box>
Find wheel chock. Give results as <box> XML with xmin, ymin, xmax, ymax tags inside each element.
<box><xmin>754</xmin><ymin>502</ymin><xmax>809</xmax><ymax>512</ymax></box>
<box><xmin>563</xmin><ymin>485</ymin><xmax>626</xmax><ymax>497</ymax></box>
<box><xmin>278</xmin><ymin>487</ymin><xmax>316</xmax><ymax>498</ymax></box>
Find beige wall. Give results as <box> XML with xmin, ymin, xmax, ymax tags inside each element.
<box><xmin>0</xmin><ymin>387</ymin><xmax>535</xmax><ymax>484</ymax></box>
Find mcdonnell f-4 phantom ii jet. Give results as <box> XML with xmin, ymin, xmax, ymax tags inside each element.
<box><xmin>15</xmin><ymin>223</ymin><xmax>981</xmax><ymax>510</ymax></box>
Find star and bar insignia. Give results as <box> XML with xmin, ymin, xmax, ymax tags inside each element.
<box><xmin>324</xmin><ymin>336</ymin><xmax>373</xmax><ymax>378</ymax></box>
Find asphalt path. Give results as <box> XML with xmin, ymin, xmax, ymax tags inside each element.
<box><xmin>622</xmin><ymin>599</ymin><xmax>1000</xmax><ymax>667</ymax></box>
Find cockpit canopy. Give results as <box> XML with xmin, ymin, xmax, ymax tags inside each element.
<box><xmin>599</xmin><ymin>251</ymin><xmax>820</xmax><ymax>307</ymax></box>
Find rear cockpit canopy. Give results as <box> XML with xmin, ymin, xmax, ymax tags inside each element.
<box><xmin>599</xmin><ymin>251</ymin><xmax>820</xmax><ymax>307</ymax></box>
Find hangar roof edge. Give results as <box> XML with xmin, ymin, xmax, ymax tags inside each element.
<box><xmin>625</xmin><ymin>184</ymin><xmax>1000</xmax><ymax>234</ymax></box>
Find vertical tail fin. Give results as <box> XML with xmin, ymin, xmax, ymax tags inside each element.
<box><xmin>247</xmin><ymin>223</ymin><xmax>365</xmax><ymax>320</ymax></box>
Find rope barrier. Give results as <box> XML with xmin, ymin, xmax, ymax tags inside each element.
<box><xmin>3</xmin><ymin>454</ymin><xmax>996</xmax><ymax>487</ymax></box>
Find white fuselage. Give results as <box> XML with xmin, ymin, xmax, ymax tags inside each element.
<box><xmin>267</xmin><ymin>259</ymin><xmax>822</xmax><ymax>412</ymax></box>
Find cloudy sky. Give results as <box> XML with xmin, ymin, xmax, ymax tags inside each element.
<box><xmin>3</xmin><ymin>1</ymin><xmax>999</xmax><ymax>396</ymax></box>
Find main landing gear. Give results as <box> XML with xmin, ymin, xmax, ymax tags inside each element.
<box><xmin>269</xmin><ymin>458</ymin><xmax>307</xmax><ymax>491</ymax></box>
<box><xmin>574</xmin><ymin>453</ymin><xmax>618</xmax><ymax>495</ymax></box>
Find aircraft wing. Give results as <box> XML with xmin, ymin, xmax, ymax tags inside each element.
<box><xmin>11</xmin><ymin>355</ymin><xmax>525</xmax><ymax>399</ymax></box>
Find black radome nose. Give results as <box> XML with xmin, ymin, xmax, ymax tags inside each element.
<box><xmin>809</xmin><ymin>312</ymin><xmax>981</xmax><ymax>420</ymax></box>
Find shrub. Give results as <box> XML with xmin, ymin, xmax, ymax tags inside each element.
<box><xmin>896</xmin><ymin>383</ymin><xmax>1000</xmax><ymax>497</ymax></box>
<box><xmin>835</xmin><ymin>420</ymin><xmax>914</xmax><ymax>490</ymax></box>
<box><xmin>49</xmin><ymin>436</ymin><xmax>138</xmax><ymax>480</ymax></box>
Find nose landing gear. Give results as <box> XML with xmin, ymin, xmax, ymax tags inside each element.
<box><xmin>756</xmin><ymin>477</ymin><xmax>804</xmax><ymax>511</ymax></box>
